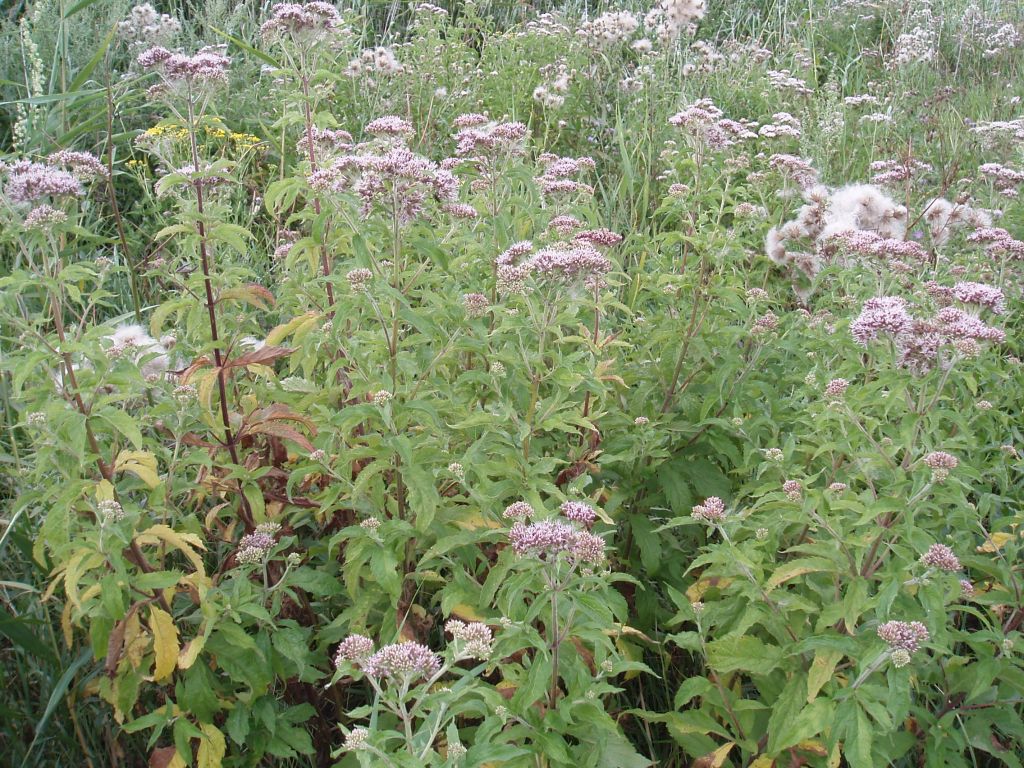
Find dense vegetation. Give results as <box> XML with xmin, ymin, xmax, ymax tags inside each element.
<box><xmin>1</xmin><ymin>0</ymin><xmax>1023</xmax><ymax>765</ymax></box>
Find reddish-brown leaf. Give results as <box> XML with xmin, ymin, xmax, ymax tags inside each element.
<box><xmin>224</xmin><ymin>345</ymin><xmax>293</xmax><ymax>370</ymax></box>
<box><xmin>149</xmin><ymin>747</ymin><xmax>179</xmax><ymax>768</ymax></box>
<box><xmin>244</xmin><ymin>421</ymin><xmax>314</xmax><ymax>452</ymax></box>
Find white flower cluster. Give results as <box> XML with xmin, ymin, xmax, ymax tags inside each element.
<box><xmin>118</xmin><ymin>4</ymin><xmax>181</xmax><ymax>48</ymax></box>
<box><xmin>644</xmin><ymin>0</ymin><xmax>706</xmax><ymax>45</ymax></box>
<box><xmin>577</xmin><ymin>11</ymin><xmax>639</xmax><ymax>48</ymax></box>
<box><xmin>891</xmin><ymin>3</ymin><xmax>939</xmax><ymax>67</ymax></box>
<box><xmin>533</xmin><ymin>60</ymin><xmax>572</xmax><ymax>109</ymax></box>
<box><xmin>345</xmin><ymin>47</ymin><xmax>403</xmax><ymax>78</ymax></box>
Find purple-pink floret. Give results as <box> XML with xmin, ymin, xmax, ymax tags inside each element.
<box><xmin>3</xmin><ymin>160</ymin><xmax>84</xmax><ymax>203</ymax></box>
<box><xmin>920</xmin><ymin>543</ymin><xmax>961</xmax><ymax>571</ymax></box>
<box><xmin>877</xmin><ymin>620</ymin><xmax>929</xmax><ymax>652</ymax></box>
<box><xmin>334</xmin><ymin>634</ymin><xmax>375</xmax><ymax>667</ymax></box>
<box><xmin>952</xmin><ymin>282</ymin><xmax>1005</xmax><ymax>314</ymax></box>
<box><xmin>139</xmin><ymin>45</ymin><xmax>230</xmax><ymax>84</ymax></box>
<box><xmin>560</xmin><ymin>500</ymin><xmax>597</xmax><ymax>524</ymax></box>
<box><xmin>362</xmin><ymin>642</ymin><xmax>441</xmax><ymax>681</ymax></box>
<box><xmin>849</xmin><ymin>296</ymin><xmax>913</xmax><ymax>346</ymax></box>
<box><xmin>923</xmin><ymin>451</ymin><xmax>958</xmax><ymax>469</ymax></box>
<box><xmin>365</xmin><ymin>115</ymin><xmax>414</xmax><ymax>137</ymax></box>
<box><xmin>526</xmin><ymin>242</ymin><xmax>611</xmax><ymax>282</ymax></box>
<box><xmin>692</xmin><ymin>496</ymin><xmax>727</xmax><ymax>523</ymax></box>
<box><xmin>509</xmin><ymin>520</ymin><xmax>577</xmax><ymax>556</ymax></box>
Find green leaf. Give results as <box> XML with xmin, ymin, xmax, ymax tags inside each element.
<box><xmin>0</xmin><ymin>606</ymin><xmax>58</xmax><ymax>664</ymax></box>
<box><xmin>210</xmin><ymin>27</ymin><xmax>281</xmax><ymax>68</ymax></box>
<box><xmin>706</xmin><ymin>635</ymin><xmax>783</xmax><ymax>675</ymax></box>
<box><xmin>844</xmin><ymin>705</ymin><xmax>874</xmax><ymax>768</ymax></box>
<box><xmin>19</xmin><ymin>649</ymin><xmax>92</xmax><ymax>768</ymax></box>
<box><xmin>96</xmin><ymin>408</ymin><xmax>144</xmax><ymax>450</ymax></box>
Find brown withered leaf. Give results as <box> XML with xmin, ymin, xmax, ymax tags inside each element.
<box><xmin>149</xmin><ymin>746</ymin><xmax>180</xmax><ymax>768</ymax></box>
<box><xmin>104</xmin><ymin>616</ymin><xmax>128</xmax><ymax>678</ymax></box>
<box><xmin>179</xmin><ymin>356</ymin><xmax>212</xmax><ymax>385</ymax></box>
<box><xmin>249</xmin><ymin>403</ymin><xmax>318</xmax><ymax>433</ymax></box>
<box><xmin>223</xmin><ymin>345</ymin><xmax>293</xmax><ymax>370</ymax></box>
<box><xmin>217</xmin><ymin>283</ymin><xmax>276</xmax><ymax>310</ymax></box>
<box><xmin>105</xmin><ymin>601</ymin><xmax>146</xmax><ymax>677</ymax></box>
<box><xmin>243</xmin><ymin>421</ymin><xmax>314</xmax><ymax>452</ymax></box>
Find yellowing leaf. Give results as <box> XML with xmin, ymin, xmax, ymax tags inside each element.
<box><xmin>96</xmin><ymin>480</ymin><xmax>115</xmax><ymax>502</ymax></box>
<box><xmin>749</xmin><ymin>758</ymin><xmax>774</xmax><ymax>768</ymax></box>
<box><xmin>197</xmin><ymin>369</ymin><xmax>219</xmax><ymax>414</ymax></box>
<box><xmin>265</xmin><ymin>311</ymin><xmax>319</xmax><ymax>346</ymax></box>
<box><xmin>136</xmin><ymin>524</ymin><xmax>207</xmax><ymax>576</ymax></box>
<box><xmin>178</xmin><ymin>625</ymin><xmax>209</xmax><ymax>670</ymax></box>
<box><xmin>765</xmin><ymin>559</ymin><xmax>833</xmax><ymax>592</ymax></box>
<box><xmin>614</xmin><ymin>637</ymin><xmax>645</xmax><ymax>681</ymax></box>
<box><xmin>796</xmin><ymin>740</ymin><xmax>828</xmax><ymax>756</ymax></box>
<box><xmin>449</xmin><ymin>603</ymin><xmax>487</xmax><ymax>622</ymax></box>
<box><xmin>149</xmin><ymin>606</ymin><xmax>179</xmax><ymax>682</ymax></box>
<box><xmin>453</xmin><ymin>509</ymin><xmax>502</xmax><ymax>531</ymax></box>
<box><xmin>124</xmin><ymin>612</ymin><xmax>148</xmax><ymax>670</ymax></box>
<box><xmin>686</xmin><ymin>577</ymin><xmax>733</xmax><ymax>602</ymax></box>
<box><xmin>115</xmin><ymin>450</ymin><xmax>161</xmax><ymax>488</ymax></box>
<box><xmin>198</xmin><ymin>723</ymin><xmax>226</xmax><ymax>768</ymax></box>
<box><xmin>64</xmin><ymin>551</ymin><xmax>104</xmax><ymax>610</ymax></box>
<box><xmin>62</xmin><ymin>599</ymin><xmax>75</xmax><ymax>648</ymax></box>
<box><xmin>607</xmin><ymin>623</ymin><xmax>656</xmax><ymax>644</ymax></box>
<box><xmin>976</xmin><ymin>531</ymin><xmax>1020</xmax><ymax>553</ymax></box>
<box><xmin>695</xmin><ymin>742</ymin><xmax>734</xmax><ymax>768</ymax></box>
<box><xmin>807</xmin><ymin>649</ymin><xmax>842</xmax><ymax>703</ymax></box>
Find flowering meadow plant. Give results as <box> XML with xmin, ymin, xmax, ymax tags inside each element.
<box><xmin>1</xmin><ymin>0</ymin><xmax>1024</xmax><ymax>766</ymax></box>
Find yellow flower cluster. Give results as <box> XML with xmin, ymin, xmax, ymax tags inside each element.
<box><xmin>140</xmin><ymin>122</ymin><xmax>262</xmax><ymax>150</ymax></box>
<box><xmin>142</xmin><ymin>123</ymin><xmax>189</xmax><ymax>142</ymax></box>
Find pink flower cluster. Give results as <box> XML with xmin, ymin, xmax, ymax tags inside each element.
<box><xmin>691</xmin><ymin>496</ymin><xmax>727</xmax><ymax>523</ymax></box>
<box><xmin>951</xmin><ymin>281</ymin><xmax>1005</xmax><ymax>314</ymax></box>
<box><xmin>849</xmin><ymin>296</ymin><xmax>913</xmax><ymax>345</ymax></box>
<box><xmin>978</xmin><ymin>162</ymin><xmax>1024</xmax><ymax>195</ymax></box>
<box><xmin>573</xmin><ymin>228</ymin><xmax>623</xmax><ymax>247</ymax></box>
<box><xmin>47</xmin><ymin>150</ymin><xmax>108</xmax><ymax>180</ymax></box>
<box><xmin>309</xmin><ymin>123</ymin><xmax>460</xmax><ymax>223</ymax></box>
<box><xmin>560</xmin><ymin>500</ymin><xmax>597</xmax><ymax>525</ymax></box>
<box><xmin>444</xmin><ymin>619</ymin><xmax>493</xmax><ymax>658</ymax></box>
<box><xmin>869</xmin><ymin>158</ymin><xmax>932</xmax><ymax>185</ymax></box>
<box><xmin>920</xmin><ymin>543</ymin><xmax>961</xmax><ymax>571</ymax></box>
<box><xmin>23</xmin><ymin>204</ymin><xmax>68</xmax><ymax>230</ymax></box>
<box><xmin>825</xmin><ymin>229</ymin><xmax>929</xmax><ymax>263</ymax></box>
<box><xmin>824</xmin><ymin>378</ymin><xmax>849</xmax><ymax>399</ymax></box>
<box><xmin>138</xmin><ymin>45</ymin><xmax>231</xmax><ymax>86</ymax></box>
<box><xmin>296</xmin><ymin>127</ymin><xmax>353</xmax><ymax>158</ymax></box>
<box><xmin>526</xmin><ymin>242</ymin><xmax>612</xmax><ymax>284</ymax></box>
<box><xmin>260</xmin><ymin>2</ymin><xmax>344</xmax><ymax>44</ymax></box>
<box><xmin>768</xmin><ymin>153</ymin><xmax>819</xmax><ymax>189</ymax></box>
<box><xmin>365</xmin><ymin>115</ymin><xmax>414</xmax><ymax>139</ymax></box>
<box><xmin>363</xmin><ymin>642</ymin><xmax>441</xmax><ymax>681</ymax></box>
<box><xmin>2</xmin><ymin>159</ymin><xmax>85</xmax><ymax>204</ymax></box>
<box><xmin>502</xmin><ymin>501</ymin><xmax>535</xmax><ymax>521</ymax></box>
<box><xmin>334</xmin><ymin>634</ymin><xmax>374</xmax><ymax>666</ymax></box>
<box><xmin>463</xmin><ymin>293</ymin><xmax>489</xmax><ymax>317</ymax></box>
<box><xmin>849</xmin><ymin>295</ymin><xmax>1004</xmax><ymax>371</ymax></box>
<box><xmin>967</xmin><ymin>227</ymin><xmax>1024</xmax><ymax>259</ymax></box>
<box><xmin>669</xmin><ymin>99</ymin><xmax>757</xmax><ymax>150</ymax></box>
<box><xmin>923</xmin><ymin>451</ymin><xmax>958</xmax><ymax>470</ymax></box>
<box><xmin>877</xmin><ymin>620</ymin><xmax>929</xmax><ymax>653</ymax></box>
<box><xmin>453</xmin><ymin>116</ymin><xmax>529</xmax><ymax>159</ymax></box>
<box><xmin>508</xmin><ymin>520</ymin><xmax>606</xmax><ymax>564</ymax></box>
<box><xmin>549</xmin><ymin>215</ymin><xmax>584</xmax><ymax>236</ymax></box>
<box><xmin>535</xmin><ymin>154</ymin><xmax>596</xmax><ymax>200</ymax></box>
<box><xmin>235</xmin><ymin>522</ymin><xmax>281</xmax><ymax>565</ymax></box>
